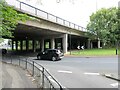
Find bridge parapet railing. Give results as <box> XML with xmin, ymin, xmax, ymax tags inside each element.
<box><xmin>2</xmin><ymin>54</ymin><xmax>63</xmax><ymax>90</ymax></box>
<box><xmin>6</xmin><ymin>0</ymin><xmax>87</xmax><ymax>32</ymax></box>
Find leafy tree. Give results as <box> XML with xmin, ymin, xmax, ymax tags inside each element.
<box><xmin>0</xmin><ymin>38</ymin><xmax>4</xmax><ymax>43</ymax></box>
<box><xmin>87</xmin><ymin>7</ymin><xmax>119</xmax><ymax>47</ymax></box>
<box><xmin>0</xmin><ymin>0</ymin><xmax>30</xmax><ymax>37</ymax></box>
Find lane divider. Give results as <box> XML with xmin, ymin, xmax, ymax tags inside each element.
<box><xmin>57</xmin><ymin>70</ymin><xmax>72</xmax><ymax>74</ymax></box>
<box><xmin>84</xmin><ymin>72</ymin><xmax>100</xmax><ymax>75</ymax></box>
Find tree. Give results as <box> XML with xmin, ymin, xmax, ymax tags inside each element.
<box><xmin>0</xmin><ymin>38</ymin><xmax>4</xmax><ymax>43</ymax></box>
<box><xmin>87</xmin><ymin>7</ymin><xmax>119</xmax><ymax>47</ymax></box>
<box><xmin>0</xmin><ymin>0</ymin><xmax>30</xmax><ymax>38</ymax></box>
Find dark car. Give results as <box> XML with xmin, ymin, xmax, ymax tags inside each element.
<box><xmin>37</xmin><ymin>49</ymin><xmax>64</xmax><ymax>61</ymax></box>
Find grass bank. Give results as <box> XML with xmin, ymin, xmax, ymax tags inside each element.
<box><xmin>68</xmin><ymin>48</ymin><xmax>118</xmax><ymax>56</ymax></box>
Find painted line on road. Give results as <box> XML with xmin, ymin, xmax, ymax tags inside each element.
<box><xmin>84</xmin><ymin>72</ymin><xmax>100</xmax><ymax>75</ymax></box>
<box><xmin>104</xmin><ymin>74</ymin><xmax>112</xmax><ymax>77</ymax></box>
<box><xmin>57</xmin><ymin>70</ymin><xmax>72</xmax><ymax>74</ymax></box>
<box><xmin>110</xmin><ymin>83</ymin><xmax>118</xmax><ymax>87</ymax></box>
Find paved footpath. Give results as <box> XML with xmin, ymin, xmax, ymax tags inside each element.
<box><xmin>0</xmin><ymin>61</ymin><xmax>37</xmax><ymax>89</ymax></box>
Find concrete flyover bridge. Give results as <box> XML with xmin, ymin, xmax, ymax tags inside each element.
<box><xmin>5</xmin><ymin>0</ymin><xmax>101</xmax><ymax>53</ymax></box>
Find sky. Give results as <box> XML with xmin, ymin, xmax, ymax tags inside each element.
<box><xmin>6</xmin><ymin>0</ymin><xmax>120</xmax><ymax>27</ymax></box>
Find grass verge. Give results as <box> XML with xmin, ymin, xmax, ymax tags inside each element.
<box><xmin>68</xmin><ymin>48</ymin><xmax>118</xmax><ymax>56</ymax></box>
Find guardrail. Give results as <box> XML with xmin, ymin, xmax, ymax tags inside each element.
<box><xmin>2</xmin><ymin>54</ymin><xmax>63</xmax><ymax>90</ymax></box>
<box><xmin>6</xmin><ymin>0</ymin><xmax>87</xmax><ymax>32</ymax></box>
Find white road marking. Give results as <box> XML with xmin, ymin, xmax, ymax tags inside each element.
<box><xmin>84</xmin><ymin>72</ymin><xmax>100</xmax><ymax>75</ymax></box>
<box><xmin>104</xmin><ymin>74</ymin><xmax>112</xmax><ymax>77</ymax></box>
<box><xmin>110</xmin><ymin>83</ymin><xmax>118</xmax><ymax>87</ymax></box>
<box><xmin>57</xmin><ymin>70</ymin><xmax>72</xmax><ymax>73</ymax></box>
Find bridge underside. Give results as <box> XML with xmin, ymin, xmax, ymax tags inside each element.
<box><xmin>14</xmin><ymin>24</ymin><xmax>63</xmax><ymax>39</ymax></box>
<box><xmin>4</xmin><ymin>20</ymin><xmax>100</xmax><ymax>54</ymax></box>
<box><xmin>8</xmin><ymin>23</ymin><xmax>99</xmax><ymax>53</ymax></box>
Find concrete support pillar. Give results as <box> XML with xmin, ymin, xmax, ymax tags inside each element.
<box><xmin>33</xmin><ymin>40</ymin><xmax>36</xmax><ymax>52</ymax></box>
<box><xmin>15</xmin><ymin>40</ymin><xmax>18</xmax><ymax>51</ymax></box>
<box><xmin>20</xmin><ymin>40</ymin><xmax>23</xmax><ymax>51</ymax></box>
<box><xmin>91</xmin><ymin>42</ymin><xmax>93</xmax><ymax>48</ymax></box>
<box><xmin>12</xmin><ymin>40</ymin><xmax>14</xmax><ymax>50</ymax></box>
<box><xmin>41</xmin><ymin>39</ymin><xmax>44</xmax><ymax>51</ymax></box>
<box><xmin>33</xmin><ymin>40</ymin><xmax>34</xmax><ymax>52</ymax></box>
<box><xmin>51</xmin><ymin>38</ymin><xmax>55</xmax><ymax>49</ymax></box>
<box><xmin>98</xmin><ymin>38</ymin><xmax>101</xmax><ymax>48</ymax></box>
<box><xmin>26</xmin><ymin>40</ymin><xmax>28</xmax><ymax>51</ymax></box>
<box><xmin>39</xmin><ymin>41</ymin><xmax>41</xmax><ymax>50</ymax></box>
<box><xmin>87</xmin><ymin>39</ymin><xmax>91</xmax><ymax>49</ymax></box>
<box><xmin>62</xmin><ymin>34</ymin><xmax>68</xmax><ymax>53</ymax></box>
<box><xmin>77</xmin><ymin>40</ymin><xmax>80</xmax><ymax>46</ymax></box>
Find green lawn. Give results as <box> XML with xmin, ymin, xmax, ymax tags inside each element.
<box><xmin>69</xmin><ymin>48</ymin><xmax>118</xmax><ymax>56</ymax></box>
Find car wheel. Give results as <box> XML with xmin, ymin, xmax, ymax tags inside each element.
<box><xmin>37</xmin><ymin>55</ymin><xmax>41</xmax><ymax>60</ymax></box>
<box><xmin>52</xmin><ymin>56</ymin><xmax>56</xmax><ymax>61</ymax></box>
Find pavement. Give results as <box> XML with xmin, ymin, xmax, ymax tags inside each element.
<box><xmin>0</xmin><ymin>61</ymin><xmax>37</xmax><ymax>89</ymax></box>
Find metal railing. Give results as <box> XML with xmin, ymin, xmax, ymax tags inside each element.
<box><xmin>2</xmin><ymin>54</ymin><xmax>63</xmax><ymax>90</ymax></box>
<box><xmin>7</xmin><ymin>0</ymin><xmax>87</xmax><ymax>32</ymax></box>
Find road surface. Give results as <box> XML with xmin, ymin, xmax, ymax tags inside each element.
<box><xmin>33</xmin><ymin>56</ymin><xmax>118</xmax><ymax>88</ymax></box>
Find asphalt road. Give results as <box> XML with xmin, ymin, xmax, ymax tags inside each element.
<box><xmin>32</xmin><ymin>56</ymin><xmax>118</xmax><ymax>88</ymax></box>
